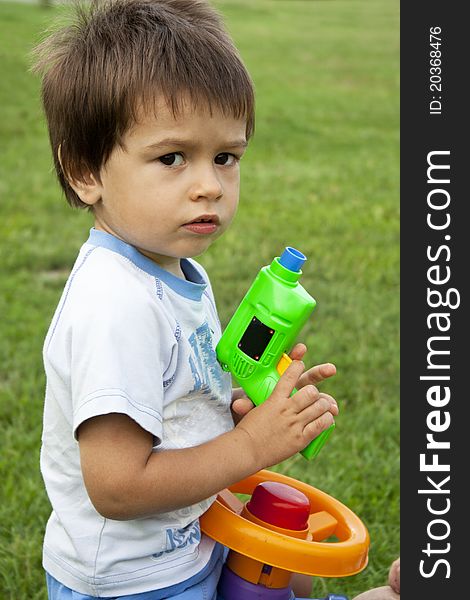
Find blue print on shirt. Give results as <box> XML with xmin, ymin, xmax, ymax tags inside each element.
<box><xmin>188</xmin><ymin>321</ymin><xmax>225</xmax><ymax>397</ymax></box>
<box><xmin>152</xmin><ymin>521</ymin><xmax>201</xmax><ymax>559</ymax></box>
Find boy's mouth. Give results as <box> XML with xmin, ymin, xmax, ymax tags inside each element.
<box><xmin>183</xmin><ymin>214</ymin><xmax>220</xmax><ymax>235</ymax></box>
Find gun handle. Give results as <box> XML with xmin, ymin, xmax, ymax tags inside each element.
<box><xmin>276</xmin><ymin>353</ymin><xmax>335</xmax><ymax>461</ymax></box>
<box><xmin>300</xmin><ymin>423</ymin><xmax>335</xmax><ymax>460</ymax></box>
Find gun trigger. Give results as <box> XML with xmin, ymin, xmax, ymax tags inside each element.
<box><xmin>276</xmin><ymin>353</ymin><xmax>292</xmax><ymax>376</ymax></box>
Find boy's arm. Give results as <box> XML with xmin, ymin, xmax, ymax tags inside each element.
<box><xmin>78</xmin><ymin>359</ymin><xmax>337</xmax><ymax>520</ymax></box>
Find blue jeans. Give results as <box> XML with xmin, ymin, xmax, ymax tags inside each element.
<box><xmin>46</xmin><ymin>544</ymin><xmax>225</xmax><ymax>599</ymax></box>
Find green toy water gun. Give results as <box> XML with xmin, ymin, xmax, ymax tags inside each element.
<box><xmin>216</xmin><ymin>247</ymin><xmax>335</xmax><ymax>460</ymax></box>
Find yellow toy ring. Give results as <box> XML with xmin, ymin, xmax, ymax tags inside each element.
<box><xmin>200</xmin><ymin>470</ymin><xmax>369</xmax><ymax>577</ymax></box>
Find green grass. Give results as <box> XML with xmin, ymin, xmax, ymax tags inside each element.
<box><xmin>0</xmin><ymin>1</ymin><xmax>399</xmax><ymax>598</ymax></box>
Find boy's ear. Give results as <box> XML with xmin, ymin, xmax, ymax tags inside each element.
<box><xmin>67</xmin><ymin>173</ymin><xmax>103</xmax><ymax>207</ymax></box>
<box><xmin>57</xmin><ymin>144</ymin><xmax>102</xmax><ymax>206</ymax></box>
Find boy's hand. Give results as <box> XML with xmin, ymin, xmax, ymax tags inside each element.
<box><xmin>231</xmin><ymin>343</ymin><xmax>337</xmax><ymax>418</ymax></box>
<box><xmin>233</xmin><ymin>349</ymin><xmax>338</xmax><ymax>468</ymax></box>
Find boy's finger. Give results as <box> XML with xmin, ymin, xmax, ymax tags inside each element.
<box><xmin>289</xmin><ymin>343</ymin><xmax>307</xmax><ymax>361</ymax></box>
<box><xmin>274</xmin><ymin>359</ymin><xmax>305</xmax><ymax>397</ymax></box>
<box><xmin>303</xmin><ymin>411</ymin><xmax>335</xmax><ymax>440</ymax></box>
<box><xmin>297</xmin><ymin>363</ymin><xmax>336</xmax><ymax>387</ymax></box>
<box><xmin>231</xmin><ymin>397</ymin><xmax>255</xmax><ymax>416</ymax></box>
<box><xmin>323</xmin><ymin>393</ymin><xmax>339</xmax><ymax>415</ymax></box>
<box><xmin>293</xmin><ymin>389</ymin><xmax>339</xmax><ymax>415</ymax></box>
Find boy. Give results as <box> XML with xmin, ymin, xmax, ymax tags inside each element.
<box><xmin>34</xmin><ymin>1</ymin><xmax>338</xmax><ymax>598</ymax></box>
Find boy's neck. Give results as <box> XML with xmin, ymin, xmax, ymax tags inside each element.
<box><xmin>139</xmin><ymin>248</ymin><xmax>185</xmax><ymax>280</ymax></box>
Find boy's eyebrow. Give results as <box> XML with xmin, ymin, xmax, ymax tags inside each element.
<box><xmin>142</xmin><ymin>138</ymin><xmax>248</xmax><ymax>152</ymax></box>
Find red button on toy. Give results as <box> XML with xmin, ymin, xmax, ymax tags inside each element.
<box><xmin>246</xmin><ymin>481</ymin><xmax>310</xmax><ymax>531</ymax></box>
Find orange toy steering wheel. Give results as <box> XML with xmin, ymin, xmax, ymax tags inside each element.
<box><xmin>200</xmin><ymin>470</ymin><xmax>369</xmax><ymax>577</ymax></box>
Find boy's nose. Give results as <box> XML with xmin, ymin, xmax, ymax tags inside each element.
<box><xmin>188</xmin><ymin>165</ymin><xmax>223</xmax><ymax>202</ymax></box>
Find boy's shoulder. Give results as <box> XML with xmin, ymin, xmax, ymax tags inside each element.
<box><xmin>59</xmin><ymin>234</ymin><xmax>215</xmax><ymax>329</ymax></box>
<box><xmin>74</xmin><ymin>242</ymin><xmax>150</xmax><ymax>292</ymax></box>
<box><xmin>45</xmin><ymin>241</ymin><xmax>179</xmax><ymax>360</ymax></box>
<box><xmin>65</xmin><ymin>242</ymin><xmax>157</xmax><ymax>321</ymax></box>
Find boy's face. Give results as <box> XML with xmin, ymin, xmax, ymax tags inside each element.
<box><xmin>77</xmin><ymin>97</ymin><xmax>247</xmax><ymax>277</ymax></box>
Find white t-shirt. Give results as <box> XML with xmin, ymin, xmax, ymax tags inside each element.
<box><xmin>41</xmin><ymin>228</ymin><xmax>233</xmax><ymax>596</ymax></box>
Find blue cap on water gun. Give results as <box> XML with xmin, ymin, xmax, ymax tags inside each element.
<box><xmin>279</xmin><ymin>247</ymin><xmax>307</xmax><ymax>273</ymax></box>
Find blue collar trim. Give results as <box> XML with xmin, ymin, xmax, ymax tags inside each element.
<box><xmin>86</xmin><ymin>229</ymin><xmax>207</xmax><ymax>301</ymax></box>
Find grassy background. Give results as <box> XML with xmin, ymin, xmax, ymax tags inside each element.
<box><xmin>0</xmin><ymin>1</ymin><xmax>399</xmax><ymax>598</ymax></box>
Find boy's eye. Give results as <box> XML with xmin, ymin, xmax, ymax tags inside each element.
<box><xmin>159</xmin><ymin>153</ymin><xmax>184</xmax><ymax>166</ymax></box>
<box><xmin>214</xmin><ymin>153</ymin><xmax>237</xmax><ymax>166</ymax></box>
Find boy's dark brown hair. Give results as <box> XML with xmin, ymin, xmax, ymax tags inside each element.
<box><xmin>33</xmin><ymin>0</ymin><xmax>255</xmax><ymax>208</ymax></box>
